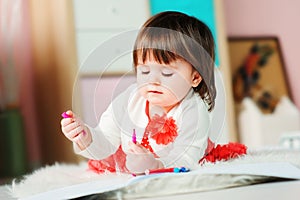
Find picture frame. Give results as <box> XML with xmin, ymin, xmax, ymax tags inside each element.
<box><xmin>228</xmin><ymin>36</ymin><xmax>292</xmax><ymax>115</ymax></box>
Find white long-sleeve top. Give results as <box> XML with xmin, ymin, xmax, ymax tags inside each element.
<box><xmin>74</xmin><ymin>84</ymin><xmax>210</xmax><ymax>169</ymax></box>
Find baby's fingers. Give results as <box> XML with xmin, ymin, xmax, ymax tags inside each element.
<box><xmin>61</xmin><ymin>117</ymin><xmax>74</xmax><ymax>127</ymax></box>
<box><xmin>61</xmin><ymin>118</ymin><xmax>82</xmax><ymax>137</ymax></box>
<box><xmin>65</xmin><ymin>125</ymin><xmax>84</xmax><ymax>140</ymax></box>
<box><xmin>128</xmin><ymin>141</ymin><xmax>148</xmax><ymax>154</ymax></box>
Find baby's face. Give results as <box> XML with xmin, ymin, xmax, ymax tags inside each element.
<box><xmin>136</xmin><ymin>57</ymin><xmax>201</xmax><ymax>112</ymax></box>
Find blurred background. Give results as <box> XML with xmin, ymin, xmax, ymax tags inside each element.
<box><xmin>0</xmin><ymin>0</ymin><xmax>299</xmax><ymax>182</ymax></box>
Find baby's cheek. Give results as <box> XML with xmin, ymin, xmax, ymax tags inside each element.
<box><xmin>162</xmin><ymin>78</ymin><xmax>191</xmax><ymax>101</ymax></box>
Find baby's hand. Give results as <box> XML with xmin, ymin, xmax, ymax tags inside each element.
<box><xmin>60</xmin><ymin>110</ymin><xmax>92</xmax><ymax>150</ymax></box>
<box><xmin>125</xmin><ymin>141</ymin><xmax>163</xmax><ymax>173</ymax></box>
<box><xmin>128</xmin><ymin>141</ymin><xmax>150</xmax><ymax>154</ymax></box>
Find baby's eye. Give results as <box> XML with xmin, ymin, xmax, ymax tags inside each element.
<box><xmin>161</xmin><ymin>68</ymin><xmax>174</xmax><ymax>77</ymax></box>
<box><xmin>138</xmin><ymin>65</ymin><xmax>150</xmax><ymax>75</ymax></box>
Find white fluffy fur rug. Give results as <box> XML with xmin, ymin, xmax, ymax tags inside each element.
<box><xmin>9</xmin><ymin>148</ymin><xmax>300</xmax><ymax>199</ymax></box>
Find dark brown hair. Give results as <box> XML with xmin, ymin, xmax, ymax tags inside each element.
<box><xmin>133</xmin><ymin>11</ymin><xmax>216</xmax><ymax>111</ymax></box>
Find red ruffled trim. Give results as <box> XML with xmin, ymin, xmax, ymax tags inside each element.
<box><xmin>87</xmin><ymin>146</ymin><xmax>129</xmax><ymax>174</ymax></box>
<box><xmin>141</xmin><ymin>136</ymin><xmax>155</xmax><ymax>153</ymax></box>
<box><xmin>205</xmin><ymin>138</ymin><xmax>215</xmax><ymax>154</ymax></box>
<box><xmin>88</xmin><ymin>159</ymin><xmax>116</xmax><ymax>173</ymax></box>
<box><xmin>199</xmin><ymin>142</ymin><xmax>247</xmax><ymax>164</ymax></box>
<box><xmin>145</xmin><ymin>114</ymin><xmax>178</xmax><ymax>145</ymax></box>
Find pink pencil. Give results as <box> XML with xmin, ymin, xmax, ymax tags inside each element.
<box><xmin>132</xmin><ymin>129</ymin><xmax>137</xmax><ymax>144</ymax></box>
<box><xmin>61</xmin><ymin>112</ymin><xmax>71</xmax><ymax>118</ymax></box>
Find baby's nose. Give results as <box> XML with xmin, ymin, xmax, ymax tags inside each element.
<box><xmin>148</xmin><ymin>72</ymin><xmax>161</xmax><ymax>85</ymax></box>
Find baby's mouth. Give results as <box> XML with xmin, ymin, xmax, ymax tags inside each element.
<box><xmin>148</xmin><ymin>90</ymin><xmax>163</xmax><ymax>94</ymax></box>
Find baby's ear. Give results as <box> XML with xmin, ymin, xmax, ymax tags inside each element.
<box><xmin>191</xmin><ymin>71</ymin><xmax>202</xmax><ymax>87</ymax></box>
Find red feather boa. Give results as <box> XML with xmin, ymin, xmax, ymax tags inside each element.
<box><xmin>200</xmin><ymin>142</ymin><xmax>247</xmax><ymax>164</ymax></box>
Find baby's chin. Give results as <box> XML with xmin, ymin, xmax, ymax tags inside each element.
<box><xmin>147</xmin><ymin>99</ymin><xmax>180</xmax><ymax>113</ymax></box>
